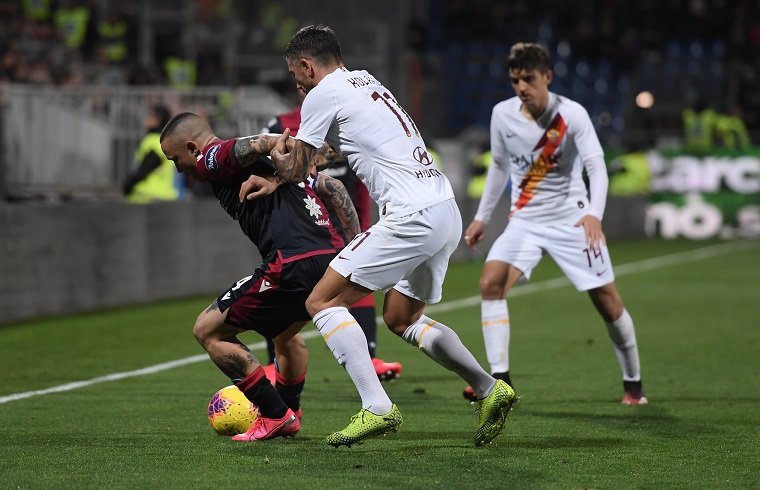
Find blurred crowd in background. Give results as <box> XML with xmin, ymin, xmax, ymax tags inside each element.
<box><xmin>0</xmin><ymin>0</ymin><xmax>306</xmax><ymax>89</ymax></box>
<box><xmin>1</xmin><ymin>0</ymin><xmax>143</xmax><ymax>87</ymax></box>
<box><xmin>2</xmin><ymin>1</ymin><xmax>759</xmax><ymax>143</ymax></box>
<box><xmin>3</xmin><ymin>0</ymin><xmax>759</xmax><ymax>147</ymax></box>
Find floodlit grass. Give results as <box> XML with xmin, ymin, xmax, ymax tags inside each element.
<box><xmin>1</xmin><ymin>238</ymin><xmax>758</xmax><ymax>489</ymax></box>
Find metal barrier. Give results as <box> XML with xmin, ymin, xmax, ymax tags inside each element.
<box><xmin>0</xmin><ymin>84</ymin><xmax>290</xmax><ymax>200</ymax></box>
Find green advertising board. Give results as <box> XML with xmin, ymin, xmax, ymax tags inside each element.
<box><xmin>610</xmin><ymin>149</ymin><xmax>760</xmax><ymax>239</ymax></box>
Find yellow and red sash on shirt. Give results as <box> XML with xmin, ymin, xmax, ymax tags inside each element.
<box><xmin>514</xmin><ymin>114</ymin><xmax>567</xmax><ymax>210</ymax></box>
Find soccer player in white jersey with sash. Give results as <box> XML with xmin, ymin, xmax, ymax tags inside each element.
<box><xmin>463</xmin><ymin>43</ymin><xmax>647</xmax><ymax>405</ymax></box>
<box><xmin>259</xmin><ymin>24</ymin><xmax>516</xmax><ymax>447</ymax></box>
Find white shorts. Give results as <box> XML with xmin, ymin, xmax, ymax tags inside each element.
<box><xmin>486</xmin><ymin>218</ymin><xmax>615</xmax><ymax>291</ymax></box>
<box><xmin>330</xmin><ymin>199</ymin><xmax>462</xmax><ymax>304</ymax></box>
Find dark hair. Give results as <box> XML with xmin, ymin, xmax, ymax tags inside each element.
<box><xmin>508</xmin><ymin>43</ymin><xmax>551</xmax><ymax>73</ymax></box>
<box><xmin>285</xmin><ymin>24</ymin><xmax>342</xmax><ymax>66</ymax></box>
<box><xmin>159</xmin><ymin>112</ymin><xmax>197</xmax><ymax>143</ymax></box>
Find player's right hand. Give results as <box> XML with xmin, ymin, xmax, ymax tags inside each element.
<box><xmin>238</xmin><ymin>174</ymin><xmax>282</xmax><ymax>202</ymax></box>
<box><xmin>464</xmin><ymin>220</ymin><xmax>486</xmax><ymax>249</ymax></box>
<box><xmin>575</xmin><ymin>214</ymin><xmax>606</xmax><ymax>250</ymax></box>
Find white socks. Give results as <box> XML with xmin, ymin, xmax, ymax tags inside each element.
<box><xmin>481</xmin><ymin>299</ymin><xmax>511</xmax><ymax>374</ymax></box>
<box><xmin>312</xmin><ymin>306</ymin><xmax>392</xmax><ymax>415</ymax></box>
<box><xmin>605</xmin><ymin>309</ymin><xmax>641</xmax><ymax>382</ymax></box>
<box><xmin>313</xmin><ymin>306</ymin><xmax>504</xmax><ymax>407</ymax></box>
<box><xmin>480</xmin><ymin>299</ymin><xmax>641</xmax><ymax>384</ymax></box>
<box><xmin>402</xmin><ymin>314</ymin><xmax>495</xmax><ymax>398</ymax></box>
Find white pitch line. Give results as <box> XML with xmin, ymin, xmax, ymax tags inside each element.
<box><xmin>1</xmin><ymin>239</ymin><xmax>756</xmax><ymax>405</ymax></box>
<box><xmin>0</xmin><ymin>333</ymin><xmax>318</xmax><ymax>404</ymax></box>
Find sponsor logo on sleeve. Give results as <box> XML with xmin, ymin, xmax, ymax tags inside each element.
<box><xmin>413</xmin><ymin>146</ymin><xmax>434</xmax><ymax>166</ymax></box>
<box><xmin>205</xmin><ymin>144</ymin><xmax>221</xmax><ymax>172</ymax></box>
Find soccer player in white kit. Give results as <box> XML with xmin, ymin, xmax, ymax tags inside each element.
<box><xmin>463</xmin><ymin>43</ymin><xmax>647</xmax><ymax>405</ymax></box>
<box><xmin>265</xmin><ymin>24</ymin><xmax>517</xmax><ymax>447</ymax></box>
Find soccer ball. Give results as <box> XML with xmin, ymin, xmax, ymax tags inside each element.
<box><xmin>207</xmin><ymin>385</ymin><xmax>258</xmax><ymax>436</ymax></box>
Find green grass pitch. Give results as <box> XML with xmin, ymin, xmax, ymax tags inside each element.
<box><xmin>1</xmin><ymin>238</ymin><xmax>758</xmax><ymax>489</ymax></box>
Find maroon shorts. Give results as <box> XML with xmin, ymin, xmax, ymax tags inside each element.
<box><xmin>216</xmin><ymin>251</ymin><xmax>335</xmax><ymax>339</ymax></box>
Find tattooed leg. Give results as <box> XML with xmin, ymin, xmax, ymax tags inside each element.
<box><xmin>211</xmin><ymin>332</ymin><xmax>259</xmax><ymax>380</ymax></box>
<box><xmin>193</xmin><ymin>302</ymin><xmax>260</xmax><ymax>380</ymax></box>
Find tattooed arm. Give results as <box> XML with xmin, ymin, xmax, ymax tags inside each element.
<box><xmin>232</xmin><ymin>133</ymin><xmax>292</xmax><ymax>166</ymax></box>
<box><xmin>233</xmin><ymin>133</ymin><xmax>288</xmax><ymax>201</ymax></box>
<box><xmin>311</xmin><ymin>143</ymin><xmax>343</xmax><ymax>171</ymax></box>
<box><xmin>240</xmin><ymin>134</ymin><xmax>344</xmax><ymax>201</ymax></box>
<box><xmin>313</xmin><ymin>173</ymin><xmax>361</xmax><ymax>242</ymax></box>
<box><xmin>269</xmin><ymin>129</ymin><xmax>343</xmax><ymax>183</ymax></box>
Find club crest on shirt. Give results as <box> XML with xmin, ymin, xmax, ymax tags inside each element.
<box><xmin>546</xmin><ymin>129</ymin><xmax>561</xmax><ymax>145</ymax></box>
<box><xmin>303</xmin><ymin>195</ymin><xmax>323</xmax><ymax>218</ymax></box>
<box><xmin>205</xmin><ymin>144</ymin><xmax>221</xmax><ymax>171</ymax></box>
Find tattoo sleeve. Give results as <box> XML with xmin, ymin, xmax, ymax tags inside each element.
<box><xmin>233</xmin><ymin>134</ymin><xmax>279</xmax><ymax>167</ymax></box>
<box><xmin>311</xmin><ymin>144</ymin><xmax>344</xmax><ymax>171</ymax></box>
<box><xmin>273</xmin><ymin>139</ymin><xmax>343</xmax><ymax>183</ymax></box>
<box><xmin>273</xmin><ymin>139</ymin><xmax>315</xmax><ymax>183</ymax></box>
<box><xmin>314</xmin><ymin>174</ymin><xmax>361</xmax><ymax>240</ymax></box>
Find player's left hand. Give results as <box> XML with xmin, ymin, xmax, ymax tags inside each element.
<box><xmin>238</xmin><ymin>174</ymin><xmax>283</xmax><ymax>202</ymax></box>
<box><xmin>575</xmin><ymin>215</ymin><xmax>606</xmax><ymax>250</ymax></box>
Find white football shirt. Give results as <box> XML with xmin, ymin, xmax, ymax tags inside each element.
<box><xmin>481</xmin><ymin>92</ymin><xmax>606</xmax><ymax>225</ymax></box>
<box><xmin>296</xmin><ymin>67</ymin><xmax>455</xmax><ymax>217</ymax></box>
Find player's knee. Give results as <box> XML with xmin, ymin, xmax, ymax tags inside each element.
<box><xmin>479</xmin><ymin>276</ymin><xmax>504</xmax><ymax>299</ymax></box>
<box><xmin>385</xmin><ymin>322</ymin><xmax>407</xmax><ymax>337</ymax></box>
<box><xmin>273</xmin><ymin>332</ymin><xmax>302</xmax><ymax>354</ymax></box>
<box><xmin>192</xmin><ymin>311</ymin><xmax>221</xmax><ymax>348</ymax></box>
<box><xmin>192</xmin><ymin>316</ymin><xmax>211</xmax><ymax>346</ymax></box>
<box><xmin>383</xmin><ymin>311</ymin><xmax>420</xmax><ymax>337</ymax></box>
<box><xmin>591</xmin><ymin>288</ymin><xmax>624</xmax><ymax>322</ymax></box>
<box><xmin>603</xmin><ymin>302</ymin><xmax>625</xmax><ymax>323</ymax></box>
<box><xmin>305</xmin><ymin>295</ymin><xmax>324</xmax><ymax>318</ymax></box>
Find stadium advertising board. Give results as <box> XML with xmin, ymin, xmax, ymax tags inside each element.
<box><xmin>643</xmin><ymin>150</ymin><xmax>760</xmax><ymax>239</ymax></box>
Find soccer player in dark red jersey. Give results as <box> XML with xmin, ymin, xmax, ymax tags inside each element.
<box><xmin>160</xmin><ymin>112</ymin><xmax>358</xmax><ymax>441</ymax></box>
<box><xmin>262</xmin><ymin>102</ymin><xmax>403</xmax><ymax>382</ymax></box>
